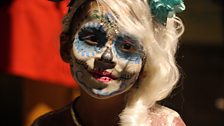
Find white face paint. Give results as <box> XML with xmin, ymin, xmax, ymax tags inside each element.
<box><xmin>70</xmin><ymin>6</ymin><xmax>144</xmax><ymax>99</ymax></box>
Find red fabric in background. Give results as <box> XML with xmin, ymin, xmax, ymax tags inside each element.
<box><xmin>0</xmin><ymin>0</ymin><xmax>76</xmax><ymax>87</ymax></box>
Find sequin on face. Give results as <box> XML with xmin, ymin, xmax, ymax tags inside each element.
<box><xmin>70</xmin><ymin>7</ymin><xmax>144</xmax><ymax>99</ymax></box>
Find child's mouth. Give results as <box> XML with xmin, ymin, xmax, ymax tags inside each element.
<box><xmin>90</xmin><ymin>70</ymin><xmax>117</xmax><ymax>83</ymax></box>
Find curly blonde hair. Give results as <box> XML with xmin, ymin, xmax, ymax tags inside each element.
<box><xmin>61</xmin><ymin>0</ymin><xmax>184</xmax><ymax>125</ymax></box>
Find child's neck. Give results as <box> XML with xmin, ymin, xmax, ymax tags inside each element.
<box><xmin>74</xmin><ymin>89</ymin><xmax>127</xmax><ymax>126</ymax></box>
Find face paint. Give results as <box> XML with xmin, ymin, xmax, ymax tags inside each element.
<box><xmin>71</xmin><ymin>5</ymin><xmax>144</xmax><ymax>99</ymax></box>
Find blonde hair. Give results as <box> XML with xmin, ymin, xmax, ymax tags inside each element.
<box><xmin>62</xmin><ymin>0</ymin><xmax>184</xmax><ymax>125</ymax></box>
<box><xmin>94</xmin><ymin>0</ymin><xmax>184</xmax><ymax>125</ymax></box>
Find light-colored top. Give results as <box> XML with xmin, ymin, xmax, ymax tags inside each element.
<box><xmin>146</xmin><ymin>104</ymin><xmax>186</xmax><ymax>126</ymax></box>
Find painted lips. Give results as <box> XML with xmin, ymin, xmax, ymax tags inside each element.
<box><xmin>90</xmin><ymin>70</ymin><xmax>117</xmax><ymax>83</ymax></box>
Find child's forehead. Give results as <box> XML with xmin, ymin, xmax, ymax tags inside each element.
<box><xmin>74</xmin><ymin>1</ymin><xmax>143</xmax><ymax>44</ymax></box>
<box><xmin>86</xmin><ymin>3</ymin><xmax>111</xmax><ymax>18</ymax></box>
<box><xmin>86</xmin><ymin>1</ymin><xmax>109</xmax><ymax>13</ymax></box>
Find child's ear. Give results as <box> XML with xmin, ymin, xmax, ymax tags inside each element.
<box><xmin>60</xmin><ymin>32</ymin><xmax>73</xmax><ymax>63</ymax></box>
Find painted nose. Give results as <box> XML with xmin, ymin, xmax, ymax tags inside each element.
<box><xmin>101</xmin><ymin>47</ymin><xmax>113</xmax><ymax>62</ymax></box>
<box><xmin>94</xmin><ymin>47</ymin><xmax>115</xmax><ymax>70</ymax></box>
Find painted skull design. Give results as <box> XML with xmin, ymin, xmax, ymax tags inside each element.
<box><xmin>70</xmin><ymin>5</ymin><xmax>144</xmax><ymax>98</ymax></box>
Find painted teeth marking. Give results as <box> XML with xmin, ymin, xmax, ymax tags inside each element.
<box><xmin>87</xmin><ymin>22</ymin><xmax>90</xmax><ymax>27</ymax></box>
<box><xmin>81</xmin><ymin>52</ymin><xmax>85</xmax><ymax>56</ymax></box>
<box><xmin>120</xmin><ymin>74</ymin><xmax>134</xmax><ymax>80</ymax></box>
<box><xmin>84</xmin><ymin>23</ymin><xmax>88</xmax><ymax>28</ymax></box>
<box><xmin>92</xmin><ymin>52</ymin><xmax>95</xmax><ymax>56</ymax></box>
<box><xmin>86</xmin><ymin>52</ymin><xmax>90</xmax><ymax>57</ymax></box>
<box><xmin>78</xmin><ymin>49</ymin><xmax>82</xmax><ymax>53</ymax></box>
<box><xmin>89</xmin><ymin>22</ymin><xmax>93</xmax><ymax>27</ymax></box>
<box><xmin>94</xmin><ymin>22</ymin><xmax>98</xmax><ymax>28</ymax></box>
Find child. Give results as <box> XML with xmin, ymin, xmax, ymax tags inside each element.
<box><xmin>32</xmin><ymin>0</ymin><xmax>186</xmax><ymax>125</ymax></box>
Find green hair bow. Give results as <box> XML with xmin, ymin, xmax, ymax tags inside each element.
<box><xmin>148</xmin><ymin>0</ymin><xmax>185</xmax><ymax>25</ymax></box>
<box><xmin>50</xmin><ymin>0</ymin><xmax>185</xmax><ymax>25</ymax></box>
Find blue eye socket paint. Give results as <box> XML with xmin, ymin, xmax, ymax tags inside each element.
<box><xmin>114</xmin><ymin>35</ymin><xmax>141</xmax><ymax>53</ymax></box>
<box><xmin>78</xmin><ymin>22</ymin><xmax>107</xmax><ymax>47</ymax></box>
<box><xmin>113</xmin><ymin>35</ymin><xmax>143</xmax><ymax>64</ymax></box>
<box><xmin>82</xmin><ymin>22</ymin><xmax>104</xmax><ymax>32</ymax></box>
<box><xmin>74</xmin><ymin>22</ymin><xmax>108</xmax><ymax>57</ymax></box>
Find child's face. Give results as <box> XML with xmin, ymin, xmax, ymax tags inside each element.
<box><xmin>70</xmin><ymin>3</ymin><xmax>144</xmax><ymax>98</ymax></box>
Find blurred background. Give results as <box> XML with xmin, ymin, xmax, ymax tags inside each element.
<box><xmin>0</xmin><ymin>0</ymin><xmax>223</xmax><ymax>126</ymax></box>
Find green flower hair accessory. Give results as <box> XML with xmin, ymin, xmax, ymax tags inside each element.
<box><xmin>148</xmin><ymin>0</ymin><xmax>185</xmax><ymax>25</ymax></box>
<box><xmin>50</xmin><ymin>0</ymin><xmax>185</xmax><ymax>25</ymax></box>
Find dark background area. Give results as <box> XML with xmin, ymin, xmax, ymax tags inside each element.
<box><xmin>0</xmin><ymin>0</ymin><xmax>224</xmax><ymax>126</ymax></box>
<box><xmin>163</xmin><ymin>0</ymin><xmax>224</xmax><ymax>125</ymax></box>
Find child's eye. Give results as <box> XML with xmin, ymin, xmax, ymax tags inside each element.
<box><xmin>78</xmin><ymin>23</ymin><xmax>107</xmax><ymax>47</ymax></box>
<box><xmin>119</xmin><ymin>42</ymin><xmax>136</xmax><ymax>53</ymax></box>
<box><xmin>81</xmin><ymin>34</ymin><xmax>98</xmax><ymax>45</ymax></box>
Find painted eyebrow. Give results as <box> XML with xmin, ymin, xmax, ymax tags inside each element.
<box><xmin>115</xmin><ymin>35</ymin><xmax>144</xmax><ymax>55</ymax></box>
<box><xmin>116</xmin><ymin>35</ymin><xmax>140</xmax><ymax>46</ymax></box>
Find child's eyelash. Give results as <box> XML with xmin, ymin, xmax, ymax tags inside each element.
<box><xmin>122</xmin><ymin>40</ymin><xmax>135</xmax><ymax>46</ymax></box>
<box><xmin>116</xmin><ymin>36</ymin><xmax>137</xmax><ymax>46</ymax></box>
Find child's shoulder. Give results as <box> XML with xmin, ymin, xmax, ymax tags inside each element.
<box><xmin>147</xmin><ymin>104</ymin><xmax>186</xmax><ymax>126</ymax></box>
<box><xmin>31</xmin><ymin>104</ymin><xmax>73</xmax><ymax>126</ymax></box>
